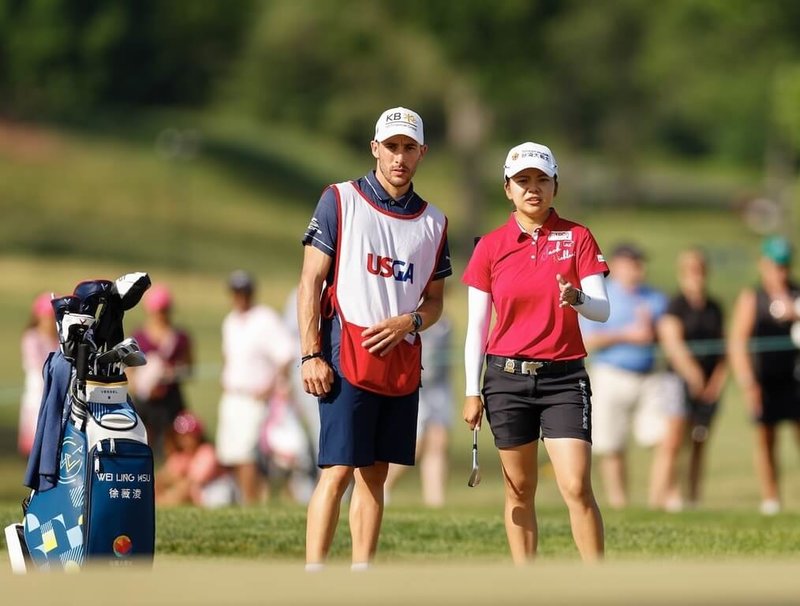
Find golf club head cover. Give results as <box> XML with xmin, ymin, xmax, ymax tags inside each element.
<box><xmin>73</xmin><ymin>280</ymin><xmax>115</xmax><ymax>319</ymax></box>
<box><xmin>91</xmin><ymin>273</ymin><xmax>150</xmax><ymax>350</ymax></box>
<box><xmin>113</xmin><ymin>272</ymin><xmax>151</xmax><ymax>310</ymax></box>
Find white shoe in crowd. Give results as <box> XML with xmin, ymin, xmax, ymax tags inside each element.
<box><xmin>759</xmin><ymin>499</ymin><xmax>781</xmax><ymax>516</ymax></box>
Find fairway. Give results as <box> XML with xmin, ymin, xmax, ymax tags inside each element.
<box><xmin>2</xmin><ymin>558</ymin><xmax>800</xmax><ymax>605</ymax></box>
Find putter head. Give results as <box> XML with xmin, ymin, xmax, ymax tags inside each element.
<box><xmin>467</xmin><ymin>466</ymin><xmax>481</xmax><ymax>488</ymax></box>
<box><xmin>467</xmin><ymin>427</ymin><xmax>481</xmax><ymax>487</ymax></box>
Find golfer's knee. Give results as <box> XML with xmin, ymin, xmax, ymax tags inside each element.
<box><xmin>504</xmin><ymin>476</ymin><xmax>536</xmax><ymax>502</ymax></box>
<box><xmin>559</xmin><ymin>477</ymin><xmax>594</xmax><ymax>507</ymax></box>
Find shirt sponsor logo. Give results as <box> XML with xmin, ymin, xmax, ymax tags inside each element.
<box><xmin>366</xmin><ymin>253</ymin><xmax>415</xmax><ymax>283</ymax></box>
<box><xmin>547</xmin><ymin>241</ymin><xmax>575</xmax><ymax>261</ymax></box>
<box><xmin>306</xmin><ymin>217</ymin><xmax>321</xmax><ymax>235</ymax></box>
<box><xmin>548</xmin><ymin>231</ymin><xmax>573</xmax><ymax>241</ymax></box>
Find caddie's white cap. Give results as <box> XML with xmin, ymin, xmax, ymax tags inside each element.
<box><xmin>374</xmin><ymin>107</ymin><xmax>424</xmax><ymax>145</ymax></box>
<box><xmin>503</xmin><ymin>142</ymin><xmax>558</xmax><ymax>179</ymax></box>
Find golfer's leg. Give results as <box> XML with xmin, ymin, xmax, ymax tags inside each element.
<box><xmin>754</xmin><ymin>425</ymin><xmax>779</xmax><ymax>503</ymax></box>
<box><xmin>306</xmin><ymin>465</ymin><xmax>354</xmax><ymax>564</ymax></box>
<box><xmin>647</xmin><ymin>416</ymin><xmax>686</xmax><ymax>509</ymax></box>
<box><xmin>497</xmin><ymin>441</ymin><xmax>538</xmax><ymax>565</ymax></box>
<box><xmin>420</xmin><ymin>424</ymin><xmax>448</xmax><ymax>508</ymax></box>
<box><xmin>236</xmin><ymin>462</ymin><xmax>264</xmax><ymax>505</ymax></box>
<box><xmin>349</xmin><ymin>461</ymin><xmax>389</xmax><ymax>564</ymax></box>
<box><xmin>545</xmin><ymin>438</ymin><xmax>604</xmax><ymax>561</ymax></box>
<box><xmin>600</xmin><ymin>452</ymin><xmax>627</xmax><ymax>509</ymax></box>
<box><xmin>688</xmin><ymin>438</ymin><xmax>706</xmax><ymax>505</ymax></box>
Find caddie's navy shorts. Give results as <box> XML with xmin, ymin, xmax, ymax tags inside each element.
<box><xmin>317</xmin><ymin>369</ymin><xmax>419</xmax><ymax>468</ymax></box>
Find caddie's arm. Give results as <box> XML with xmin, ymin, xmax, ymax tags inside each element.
<box><xmin>298</xmin><ymin>245</ymin><xmax>334</xmax><ymax>396</ymax></box>
<box><xmin>361</xmin><ymin>277</ymin><xmax>446</xmax><ymax>356</ymax></box>
<box><xmin>410</xmin><ymin>277</ymin><xmax>445</xmax><ymax>334</ymax></box>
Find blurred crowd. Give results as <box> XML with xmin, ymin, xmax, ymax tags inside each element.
<box><xmin>15</xmin><ymin>235</ymin><xmax>800</xmax><ymax>514</ymax></box>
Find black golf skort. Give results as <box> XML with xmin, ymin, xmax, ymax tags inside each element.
<box><xmin>482</xmin><ymin>355</ymin><xmax>592</xmax><ymax>448</ymax></box>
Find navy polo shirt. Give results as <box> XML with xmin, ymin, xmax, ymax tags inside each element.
<box><xmin>301</xmin><ymin>171</ymin><xmax>452</xmax><ymax>366</ymax></box>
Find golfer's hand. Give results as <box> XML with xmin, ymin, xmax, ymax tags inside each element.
<box><xmin>463</xmin><ymin>395</ymin><xmax>483</xmax><ymax>430</ymax></box>
<box><xmin>556</xmin><ymin>273</ymin><xmax>579</xmax><ymax>307</ymax></box>
<box><xmin>362</xmin><ymin>314</ymin><xmax>415</xmax><ymax>356</ymax></box>
<box><xmin>301</xmin><ymin>357</ymin><xmax>334</xmax><ymax>397</ymax></box>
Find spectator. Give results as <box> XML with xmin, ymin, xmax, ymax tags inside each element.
<box><xmin>282</xmin><ymin>287</ymin><xmax>321</xmax><ymax>466</ymax></box>
<box><xmin>651</xmin><ymin>248</ymin><xmax>727</xmax><ymax>511</ymax></box>
<box><xmin>156</xmin><ymin>411</ymin><xmax>237</xmax><ymax>508</ymax></box>
<box><xmin>728</xmin><ymin>235</ymin><xmax>800</xmax><ymax>515</ymax></box>
<box><xmin>385</xmin><ymin>314</ymin><xmax>454</xmax><ymax>508</ymax></box>
<box><xmin>18</xmin><ymin>293</ymin><xmax>59</xmax><ymax>457</ymax></box>
<box><xmin>216</xmin><ymin>270</ymin><xmax>294</xmax><ymax>505</ymax></box>
<box><xmin>128</xmin><ymin>283</ymin><xmax>194</xmax><ymax>458</ymax></box>
<box><xmin>580</xmin><ymin>243</ymin><xmax>669</xmax><ymax>509</ymax></box>
<box><xmin>258</xmin><ymin>374</ymin><xmax>316</xmax><ymax>504</ymax></box>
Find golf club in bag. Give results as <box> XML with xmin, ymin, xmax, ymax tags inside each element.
<box><xmin>5</xmin><ymin>272</ymin><xmax>155</xmax><ymax>573</ymax></box>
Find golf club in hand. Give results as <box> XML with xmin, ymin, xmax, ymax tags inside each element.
<box><xmin>468</xmin><ymin>426</ymin><xmax>481</xmax><ymax>487</ymax></box>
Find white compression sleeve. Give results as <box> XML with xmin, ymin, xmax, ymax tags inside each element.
<box><xmin>575</xmin><ymin>273</ymin><xmax>610</xmax><ymax>322</ymax></box>
<box><xmin>464</xmin><ymin>287</ymin><xmax>492</xmax><ymax>396</ymax></box>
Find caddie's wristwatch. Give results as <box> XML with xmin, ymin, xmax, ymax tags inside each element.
<box><xmin>573</xmin><ymin>290</ymin><xmax>585</xmax><ymax>306</ymax></box>
<box><xmin>410</xmin><ymin>311</ymin><xmax>423</xmax><ymax>333</ymax></box>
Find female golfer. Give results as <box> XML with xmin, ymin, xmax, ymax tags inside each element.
<box><xmin>462</xmin><ymin>142</ymin><xmax>609</xmax><ymax>563</ymax></box>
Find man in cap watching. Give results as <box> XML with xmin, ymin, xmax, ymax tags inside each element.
<box><xmin>215</xmin><ymin>270</ymin><xmax>295</xmax><ymax>505</ymax></box>
<box><xmin>298</xmin><ymin>107</ymin><xmax>451</xmax><ymax>570</ymax></box>
<box><xmin>579</xmin><ymin>243</ymin><xmax>670</xmax><ymax>509</ymax></box>
<box><xmin>729</xmin><ymin>235</ymin><xmax>800</xmax><ymax>515</ymax></box>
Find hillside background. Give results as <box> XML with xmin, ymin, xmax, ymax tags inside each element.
<box><xmin>0</xmin><ymin>0</ymin><xmax>799</xmax><ymax>511</ymax></box>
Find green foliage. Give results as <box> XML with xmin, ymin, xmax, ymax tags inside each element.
<box><xmin>4</xmin><ymin>0</ymin><xmax>800</xmax><ymax>167</ymax></box>
<box><xmin>227</xmin><ymin>0</ymin><xmax>450</xmax><ymax>148</ymax></box>
<box><xmin>0</xmin><ymin>0</ymin><xmax>253</xmax><ymax>119</ymax></box>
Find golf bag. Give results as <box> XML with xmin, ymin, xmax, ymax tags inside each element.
<box><xmin>5</xmin><ymin>272</ymin><xmax>155</xmax><ymax>573</ymax></box>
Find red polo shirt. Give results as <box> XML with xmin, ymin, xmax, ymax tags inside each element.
<box><xmin>462</xmin><ymin>210</ymin><xmax>609</xmax><ymax>360</ymax></box>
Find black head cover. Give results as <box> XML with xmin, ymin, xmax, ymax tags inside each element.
<box><xmin>113</xmin><ymin>272</ymin><xmax>152</xmax><ymax>310</ymax></box>
<box><xmin>92</xmin><ymin>272</ymin><xmax>151</xmax><ymax>350</ymax></box>
<box><xmin>72</xmin><ymin>280</ymin><xmax>114</xmax><ymax>319</ymax></box>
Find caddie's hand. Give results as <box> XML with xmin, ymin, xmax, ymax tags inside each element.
<box><xmin>301</xmin><ymin>357</ymin><xmax>334</xmax><ymax>397</ymax></box>
<box><xmin>463</xmin><ymin>395</ymin><xmax>484</xmax><ymax>430</ymax></box>
<box><xmin>362</xmin><ymin>315</ymin><xmax>415</xmax><ymax>356</ymax></box>
<box><xmin>556</xmin><ymin>273</ymin><xmax>578</xmax><ymax>307</ymax></box>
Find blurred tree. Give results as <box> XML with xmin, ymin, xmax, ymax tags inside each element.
<box><xmin>639</xmin><ymin>0</ymin><xmax>800</xmax><ymax>164</ymax></box>
<box><xmin>227</xmin><ymin>0</ymin><xmax>494</xmax><ymax>253</ymax></box>
<box><xmin>0</xmin><ymin>0</ymin><xmax>253</xmax><ymax>119</ymax></box>
<box><xmin>227</xmin><ymin>0</ymin><xmax>450</xmax><ymax>147</ymax></box>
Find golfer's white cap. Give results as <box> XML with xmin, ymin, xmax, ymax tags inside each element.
<box><xmin>503</xmin><ymin>142</ymin><xmax>558</xmax><ymax>179</ymax></box>
<box><xmin>374</xmin><ymin>107</ymin><xmax>424</xmax><ymax>145</ymax></box>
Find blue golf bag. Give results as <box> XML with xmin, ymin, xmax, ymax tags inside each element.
<box><xmin>5</xmin><ymin>272</ymin><xmax>155</xmax><ymax>573</ymax></box>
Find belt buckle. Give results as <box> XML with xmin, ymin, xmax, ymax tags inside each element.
<box><xmin>521</xmin><ymin>361</ymin><xmax>544</xmax><ymax>376</ymax></box>
<box><xmin>503</xmin><ymin>359</ymin><xmax>516</xmax><ymax>373</ymax></box>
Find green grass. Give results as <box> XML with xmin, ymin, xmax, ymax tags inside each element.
<box><xmin>4</xmin><ymin>503</ymin><xmax>800</xmax><ymax>563</ymax></box>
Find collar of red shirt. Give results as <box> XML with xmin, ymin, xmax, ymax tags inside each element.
<box><xmin>506</xmin><ymin>208</ymin><xmax>561</xmax><ymax>243</ymax></box>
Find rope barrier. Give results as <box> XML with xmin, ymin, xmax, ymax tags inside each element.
<box><xmin>1</xmin><ymin>334</ymin><xmax>797</xmax><ymax>407</ymax></box>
